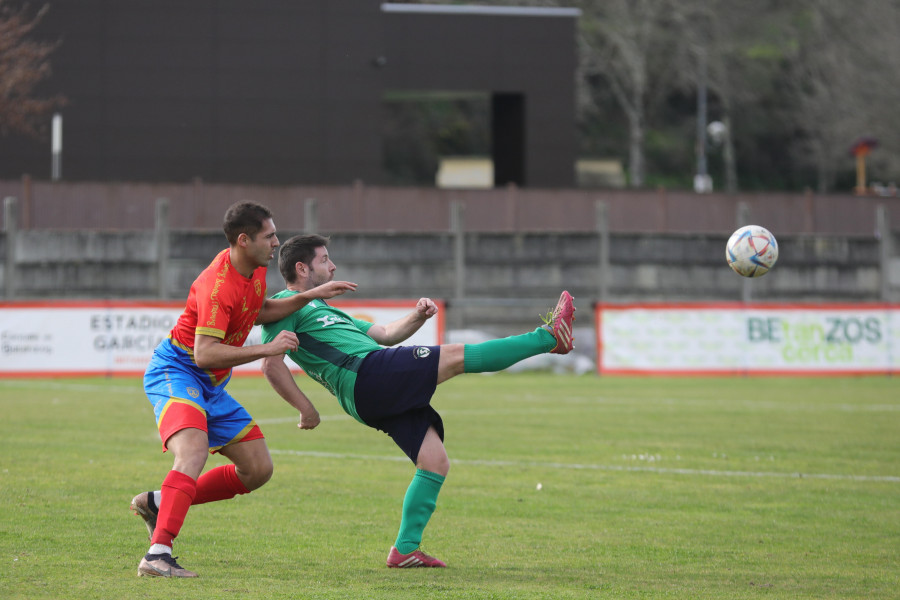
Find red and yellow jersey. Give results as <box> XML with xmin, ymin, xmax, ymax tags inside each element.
<box><xmin>169</xmin><ymin>248</ymin><xmax>266</xmax><ymax>385</ymax></box>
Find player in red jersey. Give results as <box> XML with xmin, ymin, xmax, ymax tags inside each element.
<box><xmin>130</xmin><ymin>202</ymin><xmax>356</xmax><ymax>578</ymax></box>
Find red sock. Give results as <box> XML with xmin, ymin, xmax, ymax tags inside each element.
<box><xmin>151</xmin><ymin>470</ymin><xmax>197</xmax><ymax>547</ymax></box>
<box><xmin>193</xmin><ymin>464</ymin><xmax>250</xmax><ymax>505</ymax></box>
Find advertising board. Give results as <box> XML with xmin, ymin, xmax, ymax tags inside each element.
<box><xmin>597</xmin><ymin>303</ymin><xmax>899</xmax><ymax>375</ymax></box>
<box><xmin>0</xmin><ymin>300</ymin><xmax>444</xmax><ymax>378</ymax></box>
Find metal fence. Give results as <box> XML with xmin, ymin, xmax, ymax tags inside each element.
<box><xmin>2</xmin><ymin>178</ymin><xmax>899</xmax><ymax>235</ymax></box>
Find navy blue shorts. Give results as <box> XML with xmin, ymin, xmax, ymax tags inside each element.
<box><xmin>354</xmin><ymin>345</ymin><xmax>444</xmax><ymax>463</ymax></box>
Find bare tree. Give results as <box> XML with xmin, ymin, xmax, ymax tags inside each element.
<box><xmin>302</xmin><ymin>0</ymin><xmax>900</xmax><ymax>191</ymax></box>
<box><xmin>784</xmin><ymin>0</ymin><xmax>900</xmax><ymax>192</ymax></box>
<box><xmin>576</xmin><ymin>0</ymin><xmax>680</xmax><ymax>188</ymax></box>
<box><xmin>670</xmin><ymin>0</ymin><xmax>797</xmax><ymax>194</ymax></box>
<box><xmin>0</xmin><ymin>1</ymin><xmax>64</xmax><ymax>139</ymax></box>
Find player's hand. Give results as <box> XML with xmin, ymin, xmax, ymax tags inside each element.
<box><xmin>298</xmin><ymin>410</ymin><xmax>320</xmax><ymax>430</ymax></box>
<box><xmin>415</xmin><ymin>297</ymin><xmax>438</xmax><ymax>319</ymax></box>
<box><xmin>267</xmin><ymin>330</ymin><xmax>299</xmax><ymax>355</ymax></box>
<box><xmin>310</xmin><ymin>280</ymin><xmax>358</xmax><ymax>299</ymax></box>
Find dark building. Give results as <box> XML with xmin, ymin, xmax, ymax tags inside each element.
<box><xmin>0</xmin><ymin>1</ymin><xmax>580</xmax><ymax>187</ymax></box>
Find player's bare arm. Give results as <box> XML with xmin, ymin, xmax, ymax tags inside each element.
<box><xmin>367</xmin><ymin>298</ymin><xmax>438</xmax><ymax>346</ymax></box>
<box><xmin>193</xmin><ymin>330</ymin><xmax>299</xmax><ymax>370</ymax></box>
<box><xmin>260</xmin><ymin>355</ymin><xmax>321</xmax><ymax>430</ymax></box>
<box><xmin>256</xmin><ymin>280</ymin><xmax>358</xmax><ymax>325</ymax></box>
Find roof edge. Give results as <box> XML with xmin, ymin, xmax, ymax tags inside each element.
<box><xmin>380</xmin><ymin>3</ymin><xmax>581</xmax><ymax>18</ymax></box>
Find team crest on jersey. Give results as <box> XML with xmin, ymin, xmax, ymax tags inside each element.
<box><xmin>254</xmin><ymin>280</ymin><xmax>262</xmax><ymax>296</ymax></box>
<box><xmin>186</xmin><ymin>387</ymin><xmax>200</xmax><ymax>398</ymax></box>
<box><xmin>317</xmin><ymin>315</ymin><xmax>349</xmax><ymax>328</ymax></box>
<box><xmin>414</xmin><ymin>346</ymin><xmax>431</xmax><ymax>359</ymax></box>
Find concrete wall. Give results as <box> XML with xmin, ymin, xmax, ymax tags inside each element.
<box><xmin>4</xmin><ymin>189</ymin><xmax>898</xmax><ymax>339</ymax></box>
<box><xmin>3</xmin><ymin>227</ymin><xmax>895</xmax><ymax>337</ymax></box>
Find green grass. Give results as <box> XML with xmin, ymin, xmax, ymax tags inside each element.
<box><xmin>1</xmin><ymin>374</ymin><xmax>898</xmax><ymax>599</ymax></box>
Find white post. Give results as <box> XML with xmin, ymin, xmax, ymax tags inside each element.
<box><xmin>51</xmin><ymin>113</ymin><xmax>63</xmax><ymax>181</ymax></box>
<box><xmin>4</xmin><ymin>197</ymin><xmax>17</xmax><ymax>299</ymax></box>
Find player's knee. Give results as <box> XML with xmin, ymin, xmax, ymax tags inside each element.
<box><xmin>435</xmin><ymin>457</ymin><xmax>451</xmax><ymax>478</ymax></box>
<box><xmin>256</xmin><ymin>458</ymin><xmax>274</xmax><ymax>488</ymax></box>
<box><xmin>171</xmin><ymin>450</ymin><xmax>209</xmax><ymax>480</ymax></box>
<box><xmin>418</xmin><ymin>452</ymin><xmax>450</xmax><ymax>477</ymax></box>
<box><xmin>242</xmin><ymin>456</ymin><xmax>274</xmax><ymax>491</ymax></box>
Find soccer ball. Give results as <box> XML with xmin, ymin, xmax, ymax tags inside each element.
<box><xmin>725</xmin><ymin>225</ymin><xmax>778</xmax><ymax>277</ymax></box>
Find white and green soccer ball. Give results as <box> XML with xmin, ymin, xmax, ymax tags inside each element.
<box><xmin>726</xmin><ymin>225</ymin><xmax>779</xmax><ymax>278</ymax></box>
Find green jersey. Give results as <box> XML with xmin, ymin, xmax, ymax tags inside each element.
<box><xmin>260</xmin><ymin>290</ymin><xmax>382</xmax><ymax>423</ymax></box>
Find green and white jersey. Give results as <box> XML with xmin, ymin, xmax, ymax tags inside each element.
<box><xmin>260</xmin><ymin>291</ymin><xmax>382</xmax><ymax>423</ymax></box>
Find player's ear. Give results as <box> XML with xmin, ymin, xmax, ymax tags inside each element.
<box><xmin>236</xmin><ymin>232</ymin><xmax>250</xmax><ymax>248</ymax></box>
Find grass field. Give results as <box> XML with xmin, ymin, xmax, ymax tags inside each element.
<box><xmin>1</xmin><ymin>373</ymin><xmax>898</xmax><ymax>599</ymax></box>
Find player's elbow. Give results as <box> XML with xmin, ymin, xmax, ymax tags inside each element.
<box><xmin>193</xmin><ymin>335</ymin><xmax>224</xmax><ymax>370</ymax></box>
<box><xmin>260</xmin><ymin>356</ymin><xmax>279</xmax><ymax>379</ymax></box>
<box><xmin>193</xmin><ymin>349</ymin><xmax>214</xmax><ymax>370</ymax></box>
<box><xmin>367</xmin><ymin>326</ymin><xmax>390</xmax><ymax>346</ymax></box>
<box><xmin>260</xmin><ymin>356</ymin><xmax>273</xmax><ymax>376</ymax></box>
<box><xmin>194</xmin><ymin>358</ymin><xmax>215</xmax><ymax>370</ymax></box>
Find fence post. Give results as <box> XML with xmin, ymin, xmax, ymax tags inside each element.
<box><xmin>304</xmin><ymin>198</ymin><xmax>318</xmax><ymax>233</ymax></box>
<box><xmin>736</xmin><ymin>201</ymin><xmax>751</xmax><ymax>303</ymax></box>
<box><xmin>451</xmin><ymin>200</ymin><xmax>466</xmax><ymax>329</ymax></box>
<box><xmin>4</xmin><ymin>197</ymin><xmax>17</xmax><ymax>300</ymax></box>
<box><xmin>156</xmin><ymin>198</ymin><xmax>169</xmax><ymax>299</ymax></box>
<box><xmin>877</xmin><ymin>204</ymin><xmax>891</xmax><ymax>301</ymax></box>
<box><xmin>595</xmin><ymin>200</ymin><xmax>609</xmax><ymax>303</ymax></box>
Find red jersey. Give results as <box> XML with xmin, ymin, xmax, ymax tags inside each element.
<box><xmin>169</xmin><ymin>249</ymin><xmax>266</xmax><ymax>385</ymax></box>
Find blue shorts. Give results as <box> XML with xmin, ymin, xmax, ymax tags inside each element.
<box><xmin>354</xmin><ymin>345</ymin><xmax>444</xmax><ymax>463</ymax></box>
<box><xmin>143</xmin><ymin>340</ymin><xmax>263</xmax><ymax>453</ymax></box>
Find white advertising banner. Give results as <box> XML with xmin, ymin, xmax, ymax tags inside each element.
<box><xmin>0</xmin><ymin>300</ymin><xmax>443</xmax><ymax>377</ymax></box>
<box><xmin>597</xmin><ymin>304</ymin><xmax>899</xmax><ymax>375</ymax></box>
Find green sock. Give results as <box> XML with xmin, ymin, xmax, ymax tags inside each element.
<box><xmin>463</xmin><ymin>327</ymin><xmax>556</xmax><ymax>373</ymax></box>
<box><xmin>394</xmin><ymin>469</ymin><xmax>446</xmax><ymax>554</ymax></box>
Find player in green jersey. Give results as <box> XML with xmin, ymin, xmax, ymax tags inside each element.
<box><xmin>260</xmin><ymin>234</ymin><xmax>575</xmax><ymax>568</ymax></box>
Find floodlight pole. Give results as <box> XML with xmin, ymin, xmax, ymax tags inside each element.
<box><xmin>694</xmin><ymin>48</ymin><xmax>711</xmax><ymax>193</ymax></box>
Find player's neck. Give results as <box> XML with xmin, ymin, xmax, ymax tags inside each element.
<box><xmin>286</xmin><ymin>282</ymin><xmax>312</xmax><ymax>294</ymax></box>
<box><xmin>228</xmin><ymin>248</ymin><xmax>257</xmax><ymax>278</ymax></box>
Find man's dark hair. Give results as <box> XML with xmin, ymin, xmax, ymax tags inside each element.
<box><xmin>279</xmin><ymin>234</ymin><xmax>331</xmax><ymax>284</ymax></box>
<box><xmin>223</xmin><ymin>202</ymin><xmax>274</xmax><ymax>245</ymax></box>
